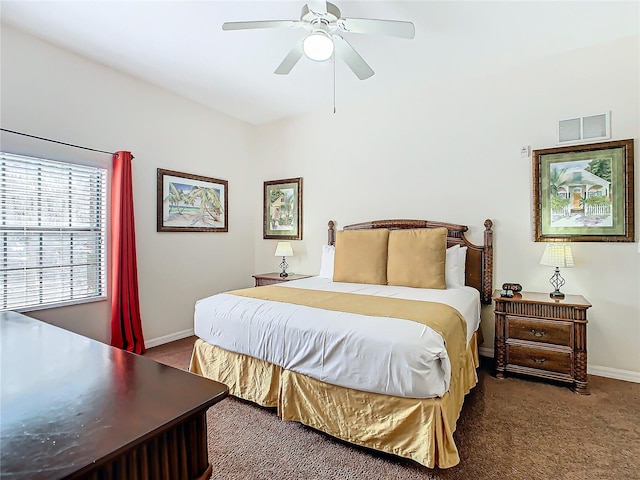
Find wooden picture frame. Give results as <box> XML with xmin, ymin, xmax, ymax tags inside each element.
<box><xmin>533</xmin><ymin>139</ymin><xmax>634</xmax><ymax>242</ymax></box>
<box><xmin>157</xmin><ymin>168</ymin><xmax>228</xmax><ymax>232</ymax></box>
<box><xmin>263</xmin><ymin>177</ymin><xmax>303</xmax><ymax>240</ymax></box>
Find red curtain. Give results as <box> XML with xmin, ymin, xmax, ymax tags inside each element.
<box><xmin>110</xmin><ymin>151</ymin><xmax>145</xmax><ymax>354</ymax></box>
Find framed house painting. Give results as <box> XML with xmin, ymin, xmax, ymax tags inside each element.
<box><xmin>533</xmin><ymin>139</ymin><xmax>634</xmax><ymax>242</ymax></box>
<box><xmin>157</xmin><ymin>168</ymin><xmax>228</xmax><ymax>232</ymax></box>
<box><xmin>263</xmin><ymin>177</ymin><xmax>303</xmax><ymax>240</ymax></box>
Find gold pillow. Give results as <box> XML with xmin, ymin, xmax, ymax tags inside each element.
<box><xmin>387</xmin><ymin>228</ymin><xmax>447</xmax><ymax>289</ymax></box>
<box><xmin>333</xmin><ymin>229</ymin><xmax>389</xmax><ymax>284</ymax></box>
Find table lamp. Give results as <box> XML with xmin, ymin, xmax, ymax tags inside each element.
<box><xmin>539</xmin><ymin>244</ymin><xmax>574</xmax><ymax>299</ymax></box>
<box><xmin>275</xmin><ymin>242</ymin><xmax>293</xmax><ymax>277</ymax></box>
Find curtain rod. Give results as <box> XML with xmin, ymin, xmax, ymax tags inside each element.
<box><xmin>1</xmin><ymin>128</ymin><xmax>117</xmax><ymax>156</ymax></box>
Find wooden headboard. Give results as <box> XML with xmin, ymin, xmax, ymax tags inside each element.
<box><xmin>327</xmin><ymin>219</ymin><xmax>494</xmax><ymax>305</ymax></box>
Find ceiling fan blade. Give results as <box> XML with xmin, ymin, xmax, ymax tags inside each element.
<box><xmin>333</xmin><ymin>36</ymin><xmax>374</xmax><ymax>80</ymax></box>
<box><xmin>338</xmin><ymin>18</ymin><xmax>415</xmax><ymax>39</ymax></box>
<box><xmin>306</xmin><ymin>1</ymin><xmax>327</xmax><ymax>15</ymax></box>
<box><xmin>222</xmin><ymin>20</ymin><xmax>299</xmax><ymax>31</ymax></box>
<box><xmin>274</xmin><ymin>41</ymin><xmax>305</xmax><ymax>75</ymax></box>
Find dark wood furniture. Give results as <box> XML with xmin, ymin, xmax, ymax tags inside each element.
<box><xmin>0</xmin><ymin>311</ymin><xmax>228</xmax><ymax>480</ymax></box>
<box><xmin>328</xmin><ymin>219</ymin><xmax>494</xmax><ymax>304</ymax></box>
<box><xmin>493</xmin><ymin>290</ymin><xmax>591</xmax><ymax>394</ymax></box>
<box><xmin>253</xmin><ymin>272</ymin><xmax>312</xmax><ymax>286</ymax></box>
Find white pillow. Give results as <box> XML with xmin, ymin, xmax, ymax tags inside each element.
<box><xmin>457</xmin><ymin>246</ymin><xmax>468</xmax><ymax>286</ymax></box>
<box><xmin>318</xmin><ymin>245</ymin><xmax>335</xmax><ymax>279</ymax></box>
<box><xmin>445</xmin><ymin>245</ymin><xmax>461</xmax><ymax>287</ymax></box>
<box><xmin>445</xmin><ymin>245</ymin><xmax>467</xmax><ymax>288</ymax></box>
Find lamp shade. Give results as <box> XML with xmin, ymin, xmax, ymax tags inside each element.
<box><xmin>540</xmin><ymin>244</ymin><xmax>574</xmax><ymax>268</ymax></box>
<box><xmin>274</xmin><ymin>242</ymin><xmax>293</xmax><ymax>257</ymax></box>
<box><xmin>303</xmin><ymin>32</ymin><xmax>334</xmax><ymax>61</ymax></box>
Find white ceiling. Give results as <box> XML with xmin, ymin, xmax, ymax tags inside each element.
<box><xmin>1</xmin><ymin>1</ymin><xmax>638</xmax><ymax>125</ymax></box>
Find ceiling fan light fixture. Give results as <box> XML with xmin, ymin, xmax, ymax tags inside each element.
<box><xmin>303</xmin><ymin>32</ymin><xmax>334</xmax><ymax>61</ymax></box>
<box><xmin>223</xmin><ymin>1</ymin><xmax>415</xmax><ymax>79</ymax></box>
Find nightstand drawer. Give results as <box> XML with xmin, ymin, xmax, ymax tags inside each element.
<box><xmin>506</xmin><ymin>316</ymin><xmax>572</xmax><ymax>346</ymax></box>
<box><xmin>255</xmin><ymin>278</ymin><xmax>282</xmax><ymax>286</ymax></box>
<box><xmin>506</xmin><ymin>344</ymin><xmax>572</xmax><ymax>375</ymax></box>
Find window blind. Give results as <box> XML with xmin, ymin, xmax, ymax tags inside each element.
<box><xmin>0</xmin><ymin>152</ymin><xmax>107</xmax><ymax>311</ymax></box>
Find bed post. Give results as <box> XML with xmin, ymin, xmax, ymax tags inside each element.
<box><xmin>483</xmin><ymin>219</ymin><xmax>494</xmax><ymax>304</ymax></box>
<box><xmin>328</xmin><ymin>220</ymin><xmax>335</xmax><ymax>246</ymax></box>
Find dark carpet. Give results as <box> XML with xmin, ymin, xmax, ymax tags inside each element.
<box><xmin>145</xmin><ymin>337</ymin><xmax>640</xmax><ymax>480</ymax></box>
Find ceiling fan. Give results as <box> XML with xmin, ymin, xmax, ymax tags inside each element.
<box><xmin>222</xmin><ymin>1</ymin><xmax>415</xmax><ymax>80</ymax></box>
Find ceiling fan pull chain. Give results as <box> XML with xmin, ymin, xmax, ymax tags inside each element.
<box><xmin>333</xmin><ymin>53</ymin><xmax>336</xmax><ymax>113</ymax></box>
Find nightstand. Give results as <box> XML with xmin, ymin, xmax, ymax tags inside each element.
<box><xmin>252</xmin><ymin>272</ymin><xmax>313</xmax><ymax>287</ymax></box>
<box><xmin>493</xmin><ymin>290</ymin><xmax>592</xmax><ymax>394</ymax></box>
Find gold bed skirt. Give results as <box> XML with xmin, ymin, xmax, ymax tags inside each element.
<box><xmin>189</xmin><ymin>332</ymin><xmax>479</xmax><ymax>469</ymax></box>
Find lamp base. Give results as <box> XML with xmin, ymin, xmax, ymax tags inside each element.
<box><xmin>279</xmin><ymin>256</ymin><xmax>289</xmax><ymax>278</ymax></box>
<box><xmin>548</xmin><ymin>267</ymin><xmax>566</xmax><ymax>300</ymax></box>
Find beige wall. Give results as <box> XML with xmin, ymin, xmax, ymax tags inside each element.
<box><xmin>253</xmin><ymin>35</ymin><xmax>640</xmax><ymax>377</ymax></box>
<box><xmin>1</xmin><ymin>26</ymin><xmax>257</xmax><ymax>344</ymax></box>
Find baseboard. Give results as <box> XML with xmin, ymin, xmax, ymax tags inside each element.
<box><xmin>146</xmin><ymin>328</ymin><xmax>194</xmax><ymax>349</ymax></box>
<box><xmin>478</xmin><ymin>347</ymin><xmax>640</xmax><ymax>383</ymax></box>
<box><xmin>479</xmin><ymin>346</ymin><xmax>493</xmax><ymax>358</ymax></box>
<box><xmin>586</xmin><ymin>365</ymin><xmax>640</xmax><ymax>384</ymax></box>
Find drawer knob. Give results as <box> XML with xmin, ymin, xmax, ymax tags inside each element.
<box><xmin>530</xmin><ymin>357</ymin><xmax>546</xmax><ymax>364</ymax></box>
<box><xmin>531</xmin><ymin>329</ymin><xmax>546</xmax><ymax>337</ymax></box>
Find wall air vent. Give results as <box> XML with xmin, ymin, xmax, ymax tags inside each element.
<box><xmin>557</xmin><ymin>112</ymin><xmax>610</xmax><ymax>145</ymax></box>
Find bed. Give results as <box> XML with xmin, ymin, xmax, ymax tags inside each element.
<box><xmin>190</xmin><ymin>218</ymin><xmax>493</xmax><ymax>468</ymax></box>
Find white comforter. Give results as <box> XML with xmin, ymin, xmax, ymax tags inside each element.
<box><xmin>194</xmin><ymin>277</ymin><xmax>480</xmax><ymax>399</ymax></box>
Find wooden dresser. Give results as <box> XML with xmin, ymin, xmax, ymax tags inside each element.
<box><xmin>493</xmin><ymin>290</ymin><xmax>591</xmax><ymax>394</ymax></box>
<box><xmin>0</xmin><ymin>311</ymin><xmax>228</xmax><ymax>479</ymax></box>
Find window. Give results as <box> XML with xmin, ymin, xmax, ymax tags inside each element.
<box><xmin>0</xmin><ymin>152</ymin><xmax>107</xmax><ymax>311</ymax></box>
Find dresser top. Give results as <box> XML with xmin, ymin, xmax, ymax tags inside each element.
<box><xmin>0</xmin><ymin>312</ymin><xmax>228</xmax><ymax>479</ymax></box>
<box><xmin>492</xmin><ymin>289</ymin><xmax>591</xmax><ymax>308</ymax></box>
<box><xmin>253</xmin><ymin>272</ymin><xmax>312</xmax><ymax>281</ymax></box>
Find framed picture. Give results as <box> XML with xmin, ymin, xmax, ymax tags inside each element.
<box><xmin>263</xmin><ymin>177</ymin><xmax>303</xmax><ymax>240</ymax></box>
<box><xmin>533</xmin><ymin>139</ymin><xmax>634</xmax><ymax>242</ymax></box>
<box><xmin>157</xmin><ymin>168</ymin><xmax>228</xmax><ymax>232</ymax></box>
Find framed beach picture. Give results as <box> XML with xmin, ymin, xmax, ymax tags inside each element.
<box><xmin>533</xmin><ymin>139</ymin><xmax>634</xmax><ymax>242</ymax></box>
<box><xmin>263</xmin><ymin>177</ymin><xmax>303</xmax><ymax>240</ymax></box>
<box><xmin>157</xmin><ymin>169</ymin><xmax>228</xmax><ymax>232</ymax></box>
